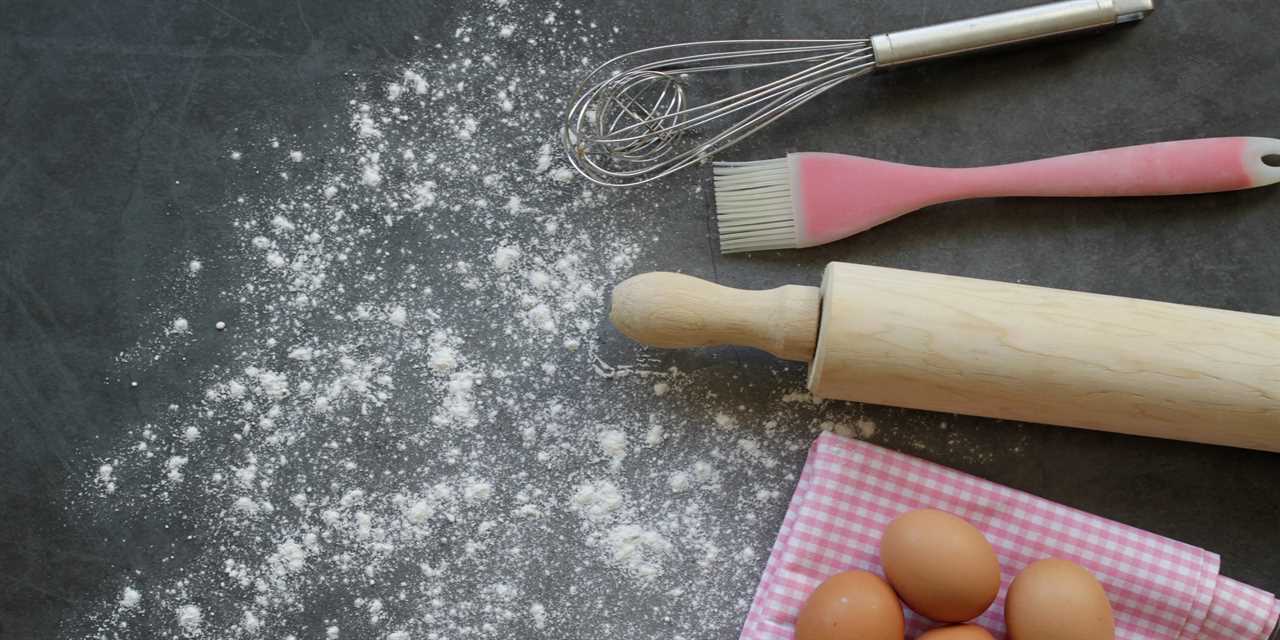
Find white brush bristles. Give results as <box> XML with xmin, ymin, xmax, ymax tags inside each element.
<box><xmin>713</xmin><ymin>158</ymin><xmax>798</xmax><ymax>254</ymax></box>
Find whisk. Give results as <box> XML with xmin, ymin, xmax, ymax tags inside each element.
<box><xmin>563</xmin><ymin>0</ymin><xmax>1155</xmax><ymax>187</ymax></box>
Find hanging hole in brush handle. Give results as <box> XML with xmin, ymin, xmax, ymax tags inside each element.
<box><xmin>1244</xmin><ymin>138</ymin><xmax>1280</xmax><ymax>187</ymax></box>
<box><xmin>871</xmin><ymin>0</ymin><xmax>1155</xmax><ymax>68</ymax></box>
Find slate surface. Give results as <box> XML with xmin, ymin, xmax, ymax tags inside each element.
<box><xmin>2</xmin><ymin>1</ymin><xmax>1277</xmax><ymax>637</ymax></box>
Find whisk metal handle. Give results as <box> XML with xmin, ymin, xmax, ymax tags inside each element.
<box><xmin>871</xmin><ymin>0</ymin><xmax>1154</xmax><ymax>67</ymax></box>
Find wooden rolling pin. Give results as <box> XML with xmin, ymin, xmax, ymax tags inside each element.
<box><xmin>610</xmin><ymin>263</ymin><xmax>1280</xmax><ymax>452</ymax></box>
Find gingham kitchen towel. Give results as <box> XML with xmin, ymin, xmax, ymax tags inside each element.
<box><xmin>741</xmin><ymin>433</ymin><xmax>1279</xmax><ymax>640</ymax></box>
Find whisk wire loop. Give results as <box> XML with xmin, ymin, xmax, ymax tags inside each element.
<box><xmin>563</xmin><ymin>39</ymin><xmax>876</xmax><ymax>186</ymax></box>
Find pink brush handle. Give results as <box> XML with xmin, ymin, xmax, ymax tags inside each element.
<box><xmin>936</xmin><ymin>137</ymin><xmax>1280</xmax><ymax>199</ymax></box>
<box><xmin>785</xmin><ymin>138</ymin><xmax>1280</xmax><ymax>248</ymax></box>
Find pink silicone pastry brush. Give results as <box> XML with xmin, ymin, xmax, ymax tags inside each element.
<box><xmin>713</xmin><ymin>137</ymin><xmax>1280</xmax><ymax>253</ymax></box>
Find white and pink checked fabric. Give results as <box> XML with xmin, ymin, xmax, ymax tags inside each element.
<box><xmin>741</xmin><ymin>433</ymin><xmax>1279</xmax><ymax>640</ymax></box>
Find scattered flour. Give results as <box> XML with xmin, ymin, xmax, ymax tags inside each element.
<box><xmin>175</xmin><ymin>604</ymin><xmax>202</xmax><ymax>632</ymax></box>
<box><xmin>361</xmin><ymin>164</ymin><xmax>382</xmax><ymax>187</ymax></box>
<box><xmin>530</xmin><ymin>602</ymin><xmax>547</xmax><ymax>629</ymax></box>
<box><xmin>604</xmin><ymin>525</ymin><xmax>673</xmax><ymax>578</ymax></box>
<box><xmin>491</xmin><ymin>244</ymin><xmax>521</xmax><ymax>271</ymax></box>
<box><xmin>669</xmin><ymin>472</ymin><xmax>691</xmax><ymax>494</ymax></box>
<box><xmin>820</xmin><ymin>418</ymin><xmax>877</xmax><ymax>440</ymax></box>
<box><xmin>781</xmin><ymin>391</ymin><xmax>822</xmax><ymax>404</ymax></box>
<box><xmin>242</xmin><ymin>611</ymin><xmax>262</xmax><ymax>632</ymax></box>
<box><xmin>386</xmin><ymin>305</ymin><xmax>408</xmax><ymax>327</ymax></box>
<box><xmin>857</xmin><ymin>418</ymin><xmax>877</xmax><ymax>438</ymax></box>
<box><xmin>570</xmin><ymin>480</ymin><xmax>623</xmax><ymax>521</ymax></box>
<box><xmin>598</xmin><ymin>429</ymin><xmax>627</xmax><ymax>469</ymax></box>
<box><xmin>463</xmin><ymin>479</ymin><xmax>494</xmax><ymax>503</ymax></box>
<box><xmin>97</xmin><ymin>463</ymin><xmax>117</xmax><ymax>494</ymax></box>
<box><xmin>644</xmin><ymin>423</ymin><xmax>665</xmax><ymax>445</ymax></box>
<box><xmin>65</xmin><ymin>6</ymin><xmax>929</xmax><ymax>640</ymax></box>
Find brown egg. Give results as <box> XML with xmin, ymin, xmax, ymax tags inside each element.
<box><xmin>918</xmin><ymin>625</ymin><xmax>996</xmax><ymax>640</ymax></box>
<box><xmin>1005</xmin><ymin>558</ymin><xmax>1115</xmax><ymax>640</ymax></box>
<box><xmin>879</xmin><ymin>509</ymin><xmax>1001</xmax><ymax>622</ymax></box>
<box><xmin>795</xmin><ymin>570</ymin><xmax>905</xmax><ymax>640</ymax></box>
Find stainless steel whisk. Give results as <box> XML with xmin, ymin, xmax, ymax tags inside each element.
<box><xmin>563</xmin><ymin>0</ymin><xmax>1155</xmax><ymax>187</ymax></box>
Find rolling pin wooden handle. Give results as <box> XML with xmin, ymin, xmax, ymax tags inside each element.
<box><xmin>609</xmin><ymin>272</ymin><xmax>820</xmax><ymax>363</ymax></box>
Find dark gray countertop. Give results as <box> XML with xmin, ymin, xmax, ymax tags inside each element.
<box><xmin>2</xmin><ymin>1</ymin><xmax>1277</xmax><ymax>638</ymax></box>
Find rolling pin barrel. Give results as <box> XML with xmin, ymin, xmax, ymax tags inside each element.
<box><xmin>609</xmin><ymin>265</ymin><xmax>1280</xmax><ymax>452</ymax></box>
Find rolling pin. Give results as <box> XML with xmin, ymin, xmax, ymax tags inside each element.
<box><xmin>610</xmin><ymin>263</ymin><xmax>1280</xmax><ymax>452</ymax></box>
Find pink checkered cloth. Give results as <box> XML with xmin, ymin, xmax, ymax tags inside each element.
<box><xmin>741</xmin><ymin>433</ymin><xmax>1279</xmax><ymax>640</ymax></box>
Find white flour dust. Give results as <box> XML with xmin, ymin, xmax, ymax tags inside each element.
<box><xmin>60</xmin><ymin>4</ymin><xmax>966</xmax><ymax>640</ymax></box>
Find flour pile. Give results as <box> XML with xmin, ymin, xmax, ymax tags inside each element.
<box><xmin>68</xmin><ymin>4</ymin><xmax>918</xmax><ymax>639</ymax></box>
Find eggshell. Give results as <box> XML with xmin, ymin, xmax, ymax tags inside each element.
<box><xmin>918</xmin><ymin>625</ymin><xmax>996</xmax><ymax>640</ymax></box>
<box><xmin>879</xmin><ymin>509</ymin><xmax>1001</xmax><ymax>622</ymax></box>
<box><xmin>1005</xmin><ymin>558</ymin><xmax>1115</xmax><ymax>640</ymax></box>
<box><xmin>794</xmin><ymin>570</ymin><xmax>905</xmax><ymax>640</ymax></box>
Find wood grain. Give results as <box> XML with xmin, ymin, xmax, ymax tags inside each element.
<box><xmin>809</xmin><ymin>263</ymin><xmax>1280</xmax><ymax>451</ymax></box>
<box><xmin>610</xmin><ymin>272</ymin><xmax>820</xmax><ymax>363</ymax></box>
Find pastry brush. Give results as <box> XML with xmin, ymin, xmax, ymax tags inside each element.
<box><xmin>714</xmin><ymin>137</ymin><xmax>1280</xmax><ymax>253</ymax></box>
